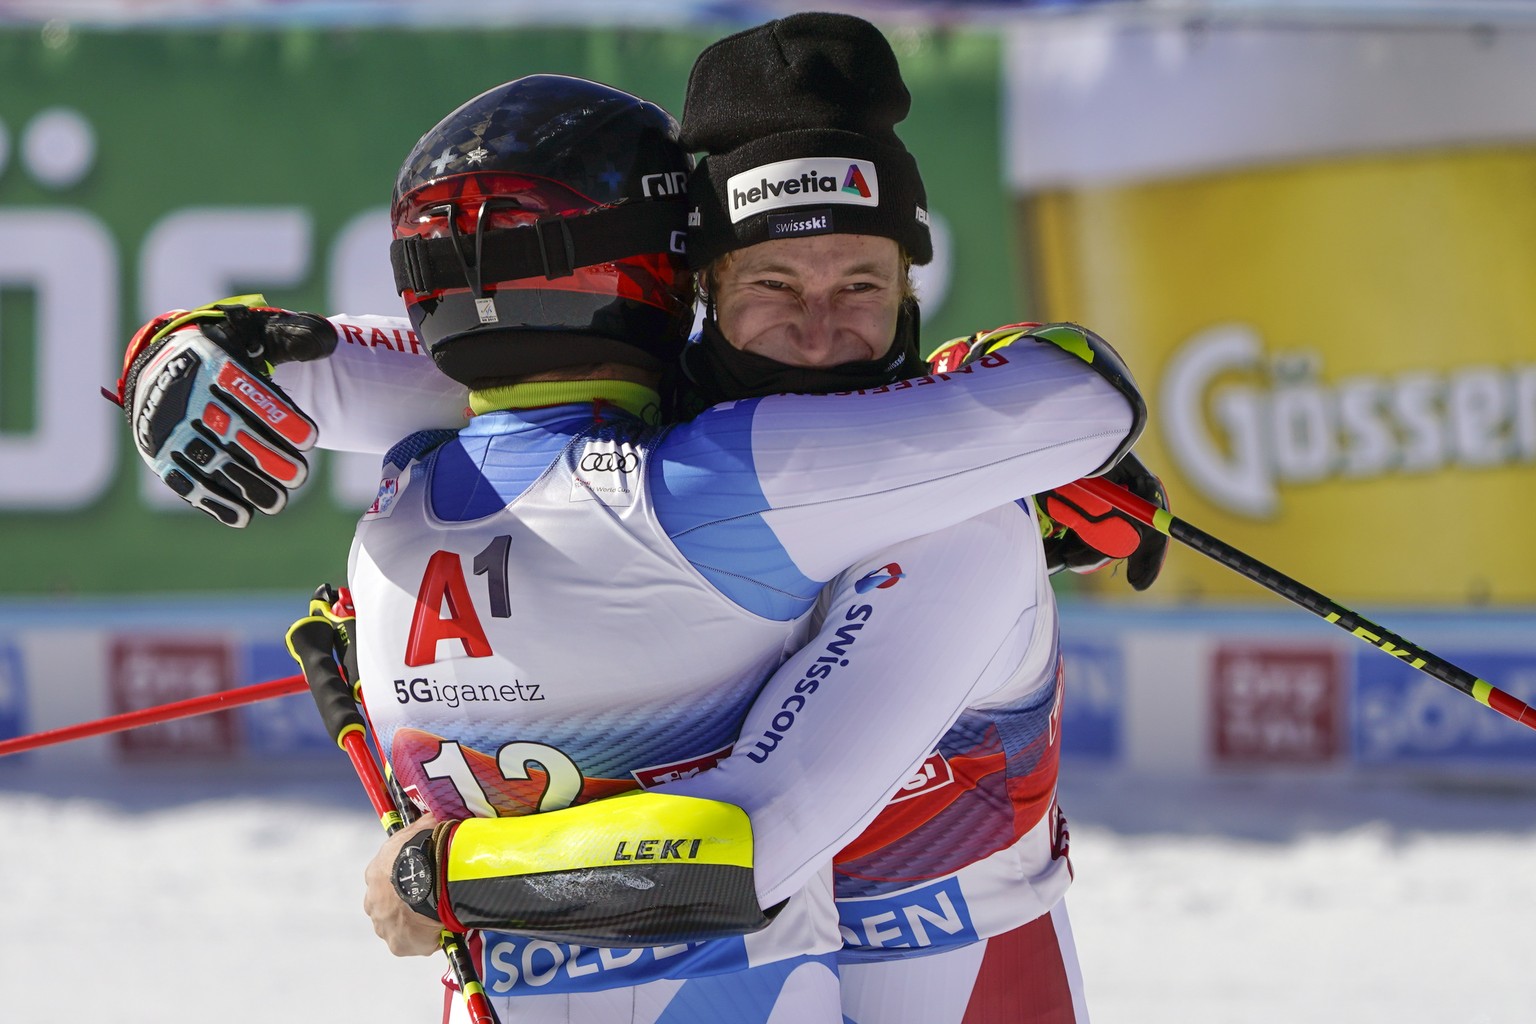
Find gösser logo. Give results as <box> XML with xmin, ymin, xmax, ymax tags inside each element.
<box><xmin>579</xmin><ymin>451</ymin><xmax>639</xmax><ymax>473</ymax></box>
<box><xmin>726</xmin><ymin>157</ymin><xmax>880</xmax><ymax>224</ymax></box>
<box><xmin>1161</xmin><ymin>323</ymin><xmax>1536</xmax><ymax>517</ymax></box>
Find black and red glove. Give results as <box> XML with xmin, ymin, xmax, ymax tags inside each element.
<box><xmin>1039</xmin><ymin>451</ymin><xmax>1169</xmax><ymax>592</ymax></box>
<box><xmin>106</xmin><ymin>295</ymin><xmax>335</xmax><ymax>528</ymax></box>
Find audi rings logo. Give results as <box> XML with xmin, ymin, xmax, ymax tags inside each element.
<box><xmin>579</xmin><ymin>451</ymin><xmax>639</xmax><ymax>473</ymax></box>
<box><xmin>571</xmin><ymin>443</ymin><xmax>642</xmax><ymax>506</ymax></box>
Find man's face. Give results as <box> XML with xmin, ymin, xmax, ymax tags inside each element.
<box><xmin>712</xmin><ymin>234</ymin><xmax>904</xmax><ymax>368</ymax></box>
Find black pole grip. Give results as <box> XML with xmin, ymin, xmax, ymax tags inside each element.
<box><xmin>286</xmin><ymin>615</ymin><xmax>363</xmax><ymax>746</ymax></box>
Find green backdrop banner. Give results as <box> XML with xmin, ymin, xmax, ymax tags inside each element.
<box><xmin>0</xmin><ymin>26</ymin><xmax>1012</xmax><ymax>594</ymax></box>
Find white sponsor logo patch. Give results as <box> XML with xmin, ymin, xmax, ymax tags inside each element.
<box><xmin>630</xmin><ymin>743</ymin><xmax>733</xmax><ymax>787</ymax></box>
<box><xmin>889</xmin><ymin>752</ymin><xmax>955</xmax><ymax>802</ymax></box>
<box><xmin>726</xmin><ymin>157</ymin><xmax>879</xmax><ymax>223</ymax></box>
<box><xmin>570</xmin><ymin>440</ymin><xmax>641</xmax><ymax>506</ymax></box>
<box><xmin>641</xmin><ymin>170</ymin><xmax>687</xmax><ymax>198</ymax></box>
<box><xmin>363</xmin><ymin>468</ymin><xmax>405</xmax><ymax>519</ymax></box>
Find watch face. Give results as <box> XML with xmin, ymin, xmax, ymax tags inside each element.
<box><xmin>394</xmin><ymin>846</ymin><xmax>434</xmax><ymax>906</ymax></box>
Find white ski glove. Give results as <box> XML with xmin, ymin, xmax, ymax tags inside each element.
<box><xmin>108</xmin><ymin>296</ymin><xmax>332</xmax><ymax>527</ymax></box>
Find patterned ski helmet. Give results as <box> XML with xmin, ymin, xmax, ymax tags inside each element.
<box><xmin>390</xmin><ymin>75</ymin><xmax>693</xmax><ymax>386</ymax></box>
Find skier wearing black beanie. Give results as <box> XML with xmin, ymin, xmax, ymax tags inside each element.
<box><xmin>677</xmin><ymin>13</ymin><xmax>1128</xmax><ymax>1024</ymax></box>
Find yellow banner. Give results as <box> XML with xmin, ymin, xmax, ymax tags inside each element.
<box><xmin>1025</xmin><ymin>145</ymin><xmax>1536</xmax><ymax>604</ymax></box>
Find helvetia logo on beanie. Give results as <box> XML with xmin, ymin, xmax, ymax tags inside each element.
<box><xmin>727</xmin><ymin>158</ymin><xmax>880</xmax><ymax>223</ymax></box>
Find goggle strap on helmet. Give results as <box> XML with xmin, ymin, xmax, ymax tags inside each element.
<box><xmin>391</xmin><ymin>198</ymin><xmax>687</xmax><ymax>297</ymax></box>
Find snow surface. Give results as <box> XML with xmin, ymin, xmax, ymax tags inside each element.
<box><xmin>3</xmin><ymin>762</ymin><xmax>1533</xmax><ymax>1023</ymax></box>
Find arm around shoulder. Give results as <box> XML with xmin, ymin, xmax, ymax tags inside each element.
<box><xmin>958</xmin><ymin>321</ymin><xmax>1147</xmax><ymax>476</ymax></box>
<box><xmin>394</xmin><ymin>791</ymin><xmax>776</xmax><ymax>948</ymax></box>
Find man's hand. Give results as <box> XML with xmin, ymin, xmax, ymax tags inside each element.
<box><xmin>362</xmin><ymin>815</ymin><xmax>444</xmax><ymax>957</ymax></box>
<box><xmin>108</xmin><ymin>296</ymin><xmax>334</xmax><ymax>527</ymax></box>
<box><xmin>1040</xmin><ymin>451</ymin><xmax>1169</xmax><ymax>592</ymax></box>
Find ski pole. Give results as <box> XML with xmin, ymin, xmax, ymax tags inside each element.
<box><xmin>286</xmin><ymin>588</ymin><xmax>500</xmax><ymax>1024</ymax></box>
<box><xmin>1058</xmin><ymin>475</ymin><xmax>1536</xmax><ymax>734</ymax></box>
<box><xmin>0</xmin><ymin>674</ymin><xmax>306</xmax><ymax>758</ymax></box>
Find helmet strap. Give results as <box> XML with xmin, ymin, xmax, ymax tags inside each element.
<box><xmin>392</xmin><ymin>199</ymin><xmax>687</xmax><ymax>298</ymax></box>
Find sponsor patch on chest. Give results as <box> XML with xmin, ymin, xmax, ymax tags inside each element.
<box><xmin>570</xmin><ymin>439</ymin><xmax>642</xmax><ymax>506</ymax></box>
<box><xmin>889</xmin><ymin>752</ymin><xmax>955</xmax><ymax>803</ymax></box>
<box><xmin>630</xmin><ymin>743</ymin><xmax>733</xmax><ymax>787</ymax></box>
<box><xmin>363</xmin><ymin>464</ymin><xmax>410</xmax><ymax>520</ymax></box>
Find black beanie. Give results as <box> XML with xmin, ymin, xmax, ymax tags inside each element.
<box><xmin>680</xmin><ymin>12</ymin><xmax>932</xmax><ymax>271</ymax></box>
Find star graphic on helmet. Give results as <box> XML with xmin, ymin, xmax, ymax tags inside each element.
<box><xmin>465</xmin><ymin>147</ymin><xmax>490</xmax><ymax>166</ymax></box>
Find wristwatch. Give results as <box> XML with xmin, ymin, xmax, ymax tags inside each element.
<box><xmin>391</xmin><ymin>828</ymin><xmax>440</xmax><ymax>921</ymax></box>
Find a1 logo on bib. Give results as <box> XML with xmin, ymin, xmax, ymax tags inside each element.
<box><xmin>571</xmin><ymin>440</ymin><xmax>642</xmax><ymax>506</ymax></box>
